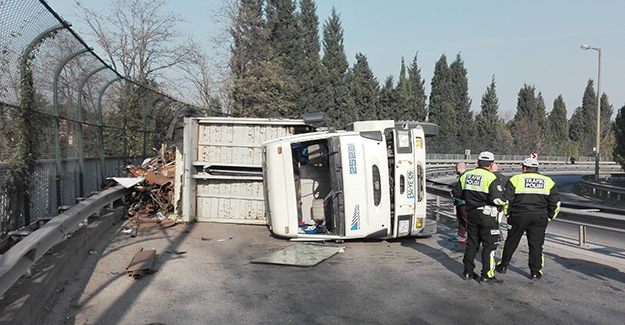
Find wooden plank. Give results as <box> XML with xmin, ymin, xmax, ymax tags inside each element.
<box><xmin>126</xmin><ymin>248</ymin><xmax>156</xmax><ymax>279</ymax></box>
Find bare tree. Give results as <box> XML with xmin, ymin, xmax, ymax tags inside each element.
<box><xmin>77</xmin><ymin>0</ymin><xmax>188</xmax><ymax>86</ymax></box>
<box><xmin>175</xmin><ymin>39</ymin><xmax>223</xmax><ymax>112</ymax></box>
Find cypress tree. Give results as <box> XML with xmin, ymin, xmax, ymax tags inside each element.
<box><xmin>295</xmin><ymin>0</ymin><xmax>324</xmax><ymax>116</ymax></box>
<box><xmin>569</xmin><ymin>79</ymin><xmax>597</xmax><ymax>154</ymax></box>
<box><xmin>512</xmin><ymin>84</ymin><xmax>546</xmax><ymax>153</ymax></box>
<box><xmin>547</xmin><ymin>95</ymin><xmax>568</xmax><ymax>143</ymax></box>
<box><xmin>600</xmin><ymin>93</ymin><xmax>614</xmax><ymax>140</ymax></box>
<box><xmin>568</xmin><ymin>106</ymin><xmax>584</xmax><ymax>142</ymax></box>
<box><xmin>598</xmin><ymin>93</ymin><xmax>614</xmax><ymax>158</ymax></box>
<box><xmin>233</xmin><ymin>59</ymin><xmax>297</xmax><ymax>118</ymax></box>
<box><xmin>514</xmin><ymin>84</ymin><xmax>546</xmax><ymax>128</ymax></box>
<box><xmin>321</xmin><ymin>8</ymin><xmax>354</xmax><ymax>127</ymax></box>
<box><xmin>229</xmin><ymin>0</ymin><xmax>267</xmax><ymax>78</ymax></box>
<box><xmin>378</xmin><ymin>76</ymin><xmax>397</xmax><ymax>120</ymax></box>
<box><xmin>428</xmin><ymin>54</ymin><xmax>455</xmax><ymax>136</ymax></box>
<box><xmin>350</xmin><ymin>53</ymin><xmax>379</xmax><ymax>121</ymax></box>
<box><xmin>265</xmin><ymin>0</ymin><xmax>300</xmax><ymax>72</ymax></box>
<box><xmin>613</xmin><ymin>105</ymin><xmax>625</xmax><ymax>168</ymax></box>
<box><xmin>450</xmin><ymin>53</ymin><xmax>473</xmax><ymax>137</ymax></box>
<box><xmin>536</xmin><ymin>92</ymin><xmax>548</xmax><ymax>132</ymax></box>
<box><xmin>474</xmin><ymin>76</ymin><xmax>500</xmax><ymax>139</ymax></box>
<box><xmin>395</xmin><ymin>58</ymin><xmax>413</xmax><ymax>121</ymax></box>
<box><xmin>407</xmin><ymin>53</ymin><xmax>427</xmax><ymax>121</ymax></box>
<box><xmin>229</xmin><ymin>0</ymin><xmax>270</xmax><ymax>116</ymax></box>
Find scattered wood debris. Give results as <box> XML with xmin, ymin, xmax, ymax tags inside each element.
<box><xmin>126</xmin><ymin>247</ymin><xmax>157</xmax><ymax>279</ymax></box>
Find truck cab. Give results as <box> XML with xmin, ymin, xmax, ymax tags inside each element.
<box><xmin>262</xmin><ymin>120</ymin><xmax>436</xmax><ymax>240</ymax></box>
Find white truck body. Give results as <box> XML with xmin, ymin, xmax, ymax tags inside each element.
<box><xmin>262</xmin><ymin>120</ymin><xmax>435</xmax><ymax>240</ymax></box>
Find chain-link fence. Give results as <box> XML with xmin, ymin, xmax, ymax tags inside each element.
<box><xmin>0</xmin><ymin>0</ymin><xmax>213</xmax><ymax>239</ymax></box>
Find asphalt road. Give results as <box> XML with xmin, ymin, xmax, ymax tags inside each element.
<box><xmin>29</xmin><ymin>216</ymin><xmax>625</xmax><ymax>325</ymax></box>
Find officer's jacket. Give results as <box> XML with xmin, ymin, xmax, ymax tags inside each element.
<box><xmin>504</xmin><ymin>172</ymin><xmax>561</xmax><ymax>219</ymax></box>
<box><xmin>451</xmin><ymin>167</ymin><xmax>506</xmax><ymax>212</ymax></box>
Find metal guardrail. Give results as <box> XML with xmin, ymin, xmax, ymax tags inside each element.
<box><xmin>579</xmin><ymin>173</ymin><xmax>625</xmax><ymax>200</ymax></box>
<box><xmin>554</xmin><ymin>209</ymin><xmax>625</xmax><ymax>246</ymax></box>
<box><xmin>425</xmin><ymin>181</ymin><xmax>625</xmax><ymax>248</ymax></box>
<box><xmin>426</xmin><ymin>160</ymin><xmax>622</xmax><ymax>176</ymax></box>
<box><xmin>426</xmin><ymin>185</ymin><xmax>625</xmax><ymax>247</ymax></box>
<box><xmin>0</xmin><ymin>185</ymin><xmax>131</xmax><ymax>297</ymax></box>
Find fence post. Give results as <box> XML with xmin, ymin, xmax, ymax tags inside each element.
<box><xmin>53</xmin><ymin>48</ymin><xmax>91</xmax><ymax>207</ymax></box>
<box><xmin>578</xmin><ymin>225</ymin><xmax>586</xmax><ymax>247</ymax></box>
<box><xmin>18</xmin><ymin>24</ymin><xmax>65</xmax><ymax>225</ymax></box>
<box><xmin>97</xmin><ymin>77</ymin><xmax>123</xmax><ymax>182</ymax></box>
<box><xmin>77</xmin><ymin>65</ymin><xmax>108</xmax><ymax>197</ymax></box>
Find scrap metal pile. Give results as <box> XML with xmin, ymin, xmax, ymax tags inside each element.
<box><xmin>120</xmin><ymin>144</ymin><xmax>180</xmax><ymax>232</ymax></box>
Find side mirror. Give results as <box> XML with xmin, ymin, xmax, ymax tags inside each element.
<box><xmin>302</xmin><ymin>112</ymin><xmax>325</xmax><ymax>124</ymax></box>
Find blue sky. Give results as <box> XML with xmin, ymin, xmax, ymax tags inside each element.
<box><xmin>50</xmin><ymin>0</ymin><xmax>625</xmax><ymax>120</ymax></box>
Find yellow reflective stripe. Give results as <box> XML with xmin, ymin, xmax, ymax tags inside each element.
<box><xmin>510</xmin><ymin>173</ymin><xmax>554</xmax><ymax>195</ymax></box>
<box><xmin>487</xmin><ymin>250</ymin><xmax>496</xmax><ymax>278</ymax></box>
<box><xmin>460</xmin><ymin>168</ymin><xmax>497</xmax><ymax>192</ymax></box>
<box><xmin>552</xmin><ymin>201</ymin><xmax>561</xmax><ymax>219</ymax></box>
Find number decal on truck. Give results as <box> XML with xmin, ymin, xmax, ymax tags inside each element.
<box><xmin>348</xmin><ymin>143</ymin><xmax>357</xmax><ymax>174</ymax></box>
<box><xmin>407</xmin><ymin>170</ymin><xmax>415</xmax><ymax>199</ymax></box>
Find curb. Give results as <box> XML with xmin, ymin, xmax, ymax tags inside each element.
<box><xmin>0</xmin><ymin>208</ymin><xmax>125</xmax><ymax>325</ymax></box>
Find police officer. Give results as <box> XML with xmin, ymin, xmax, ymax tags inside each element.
<box><xmin>495</xmin><ymin>157</ymin><xmax>560</xmax><ymax>280</ymax></box>
<box><xmin>452</xmin><ymin>152</ymin><xmax>507</xmax><ymax>284</ymax></box>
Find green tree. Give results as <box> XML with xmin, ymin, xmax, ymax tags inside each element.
<box><xmin>513</xmin><ymin>84</ymin><xmax>546</xmax><ymax>128</ymax></box>
<box><xmin>266</xmin><ymin>0</ymin><xmax>300</xmax><ymax>72</ymax></box>
<box><xmin>229</xmin><ymin>0</ymin><xmax>269</xmax><ymax>115</ymax></box>
<box><xmin>600</xmin><ymin>93</ymin><xmax>614</xmax><ymax>158</ymax></box>
<box><xmin>545</xmin><ymin>95</ymin><xmax>572</xmax><ymax>156</ymax></box>
<box><xmin>512</xmin><ymin>84</ymin><xmax>546</xmax><ymax>154</ymax></box>
<box><xmin>295</xmin><ymin>0</ymin><xmax>325</xmax><ymax>116</ymax></box>
<box><xmin>232</xmin><ymin>59</ymin><xmax>297</xmax><ymax>118</ymax></box>
<box><xmin>378</xmin><ymin>76</ymin><xmax>396</xmax><ymax>120</ymax></box>
<box><xmin>547</xmin><ymin>95</ymin><xmax>568</xmax><ymax>142</ymax></box>
<box><xmin>321</xmin><ymin>8</ymin><xmax>354</xmax><ymax>127</ymax></box>
<box><xmin>428</xmin><ymin>54</ymin><xmax>455</xmax><ymax>135</ymax></box>
<box><xmin>569</xmin><ymin>79</ymin><xmax>597</xmax><ymax>154</ymax></box>
<box><xmin>613</xmin><ymin>105</ymin><xmax>625</xmax><ymax>168</ymax></box>
<box><xmin>474</xmin><ymin>76</ymin><xmax>500</xmax><ymax>138</ymax></box>
<box><xmin>450</xmin><ymin>53</ymin><xmax>473</xmax><ymax>137</ymax></box>
<box><xmin>407</xmin><ymin>53</ymin><xmax>427</xmax><ymax>121</ymax></box>
<box><xmin>395</xmin><ymin>58</ymin><xmax>413</xmax><ymax>121</ymax></box>
<box><xmin>350</xmin><ymin>53</ymin><xmax>379</xmax><ymax>121</ymax></box>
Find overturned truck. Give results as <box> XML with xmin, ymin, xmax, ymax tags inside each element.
<box><xmin>262</xmin><ymin>119</ymin><xmax>438</xmax><ymax>240</ymax></box>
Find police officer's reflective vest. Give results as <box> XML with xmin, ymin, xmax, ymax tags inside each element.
<box><xmin>456</xmin><ymin>167</ymin><xmax>505</xmax><ymax>212</ymax></box>
<box><xmin>505</xmin><ymin>172</ymin><xmax>561</xmax><ymax>219</ymax></box>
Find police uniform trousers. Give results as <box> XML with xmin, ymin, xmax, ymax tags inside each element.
<box><xmin>463</xmin><ymin>209</ymin><xmax>499</xmax><ymax>277</ymax></box>
<box><xmin>455</xmin><ymin>204</ymin><xmax>468</xmax><ymax>238</ymax></box>
<box><xmin>499</xmin><ymin>214</ymin><xmax>549</xmax><ymax>274</ymax></box>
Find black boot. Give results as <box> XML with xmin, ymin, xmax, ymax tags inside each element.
<box><xmin>481</xmin><ymin>276</ymin><xmax>503</xmax><ymax>284</ymax></box>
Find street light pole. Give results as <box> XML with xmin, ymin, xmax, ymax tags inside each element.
<box><xmin>581</xmin><ymin>44</ymin><xmax>602</xmax><ymax>181</ymax></box>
